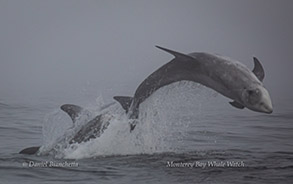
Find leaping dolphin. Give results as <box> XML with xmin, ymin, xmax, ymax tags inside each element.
<box><xmin>19</xmin><ymin>104</ymin><xmax>113</xmax><ymax>155</ymax></box>
<box><xmin>114</xmin><ymin>46</ymin><xmax>273</xmax><ymax>125</ymax></box>
<box><xmin>20</xmin><ymin>46</ymin><xmax>273</xmax><ymax>154</ymax></box>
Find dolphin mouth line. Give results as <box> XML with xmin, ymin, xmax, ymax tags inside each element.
<box><xmin>264</xmin><ymin>108</ymin><xmax>273</xmax><ymax>114</ymax></box>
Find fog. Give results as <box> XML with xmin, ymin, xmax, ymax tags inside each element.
<box><xmin>0</xmin><ymin>0</ymin><xmax>292</xmax><ymax>104</ymax></box>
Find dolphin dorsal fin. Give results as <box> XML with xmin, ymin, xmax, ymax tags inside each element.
<box><xmin>252</xmin><ymin>57</ymin><xmax>265</xmax><ymax>81</ymax></box>
<box><xmin>113</xmin><ymin>96</ymin><xmax>133</xmax><ymax>113</ymax></box>
<box><xmin>60</xmin><ymin>104</ymin><xmax>83</xmax><ymax>123</ymax></box>
<box><xmin>155</xmin><ymin>46</ymin><xmax>195</xmax><ymax>61</ymax></box>
<box><xmin>19</xmin><ymin>146</ymin><xmax>40</xmax><ymax>155</ymax></box>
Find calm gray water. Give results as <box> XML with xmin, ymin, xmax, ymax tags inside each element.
<box><xmin>0</xmin><ymin>84</ymin><xmax>292</xmax><ymax>184</ymax></box>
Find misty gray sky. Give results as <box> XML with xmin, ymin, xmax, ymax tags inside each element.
<box><xmin>0</xmin><ymin>0</ymin><xmax>292</xmax><ymax>103</ymax></box>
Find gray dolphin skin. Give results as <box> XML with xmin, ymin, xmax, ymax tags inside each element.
<box><xmin>19</xmin><ymin>104</ymin><xmax>112</xmax><ymax>155</ymax></box>
<box><xmin>60</xmin><ymin>104</ymin><xmax>112</xmax><ymax>144</ymax></box>
<box><xmin>20</xmin><ymin>46</ymin><xmax>273</xmax><ymax>154</ymax></box>
<box><xmin>114</xmin><ymin>46</ymin><xmax>273</xmax><ymax>122</ymax></box>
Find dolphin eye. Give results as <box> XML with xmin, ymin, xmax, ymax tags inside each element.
<box><xmin>247</xmin><ymin>89</ymin><xmax>260</xmax><ymax>104</ymax></box>
<box><xmin>247</xmin><ymin>89</ymin><xmax>260</xmax><ymax>96</ymax></box>
<box><xmin>247</xmin><ymin>90</ymin><xmax>254</xmax><ymax>95</ymax></box>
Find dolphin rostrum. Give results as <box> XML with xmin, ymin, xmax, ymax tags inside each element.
<box><xmin>114</xmin><ymin>46</ymin><xmax>273</xmax><ymax>124</ymax></box>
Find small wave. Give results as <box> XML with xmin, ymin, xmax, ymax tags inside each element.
<box><xmin>0</xmin><ymin>102</ymin><xmax>9</xmax><ymax>108</ymax></box>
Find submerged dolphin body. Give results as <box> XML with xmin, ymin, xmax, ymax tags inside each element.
<box><xmin>19</xmin><ymin>104</ymin><xmax>112</xmax><ymax>155</ymax></box>
<box><xmin>114</xmin><ymin>46</ymin><xmax>273</xmax><ymax>123</ymax></box>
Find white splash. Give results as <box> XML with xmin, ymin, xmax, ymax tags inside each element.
<box><xmin>40</xmin><ymin>81</ymin><xmax>218</xmax><ymax>159</ymax></box>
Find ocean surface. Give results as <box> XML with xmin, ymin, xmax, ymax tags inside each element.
<box><xmin>0</xmin><ymin>83</ymin><xmax>292</xmax><ymax>184</ymax></box>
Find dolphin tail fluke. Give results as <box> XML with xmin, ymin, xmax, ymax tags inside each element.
<box><xmin>60</xmin><ymin>104</ymin><xmax>84</xmax><ymax>123</ymax></box>
<box><xmin>252</xmin><ymin>57</ymin><xmax>265</xmax><ymax>81</ymax></box>
<box><xmin>113</xmin><ymin>96</ymin><xmax>133</xmax><ymax>113</ymax></box>
<box><xmin>19</xmin><ymin>146</ymin><xmax>40</xmax><ymax>155</ymax></box>
<box><xmin>155</xmin><ymin>45</ymin><xmax>195</xmax><ymax>61</ymax></box>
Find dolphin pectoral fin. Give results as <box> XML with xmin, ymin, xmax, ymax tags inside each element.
<box><xmin>252</xmin><ymin>57</ymin><xmax>265</xmax><ymax>81</ymax></box>
<box><xmin>155</xmin><ymin>45</ymin><xmax>195</xmax><ymax>61</ymax></box>
<box><xmin>60</xmin><ymin>104</ymin><xmax>84</xmax><ymax>123</ymax></box>
<box><xmin>19</xmin><ymin>146</ymin><xmax>40</xmax><ymax>155</ymax></box>
<box><xmin>113</xmin><ymin>96</ymin><xmax>133</xmax><ymax>113</ymax></box>
<box><xmin>229</xmin><ymin>101</ymin><xmax>245</xmax><ymax>109</ymax></box>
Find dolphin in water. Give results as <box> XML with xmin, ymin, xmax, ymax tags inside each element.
<box><xmin>19</xmin><ymin>104</ymin><xmax>113</xmax><ymax>155</ymax></box>
<box><xmin>114</xmin><ymin>46</ymin><xmax>273</xmax><ymax>130</ymax></box>
<box><xmin>20</xmin><ymin>46</ymin><xmax>273</xmax><ymax>154</ymax></box>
